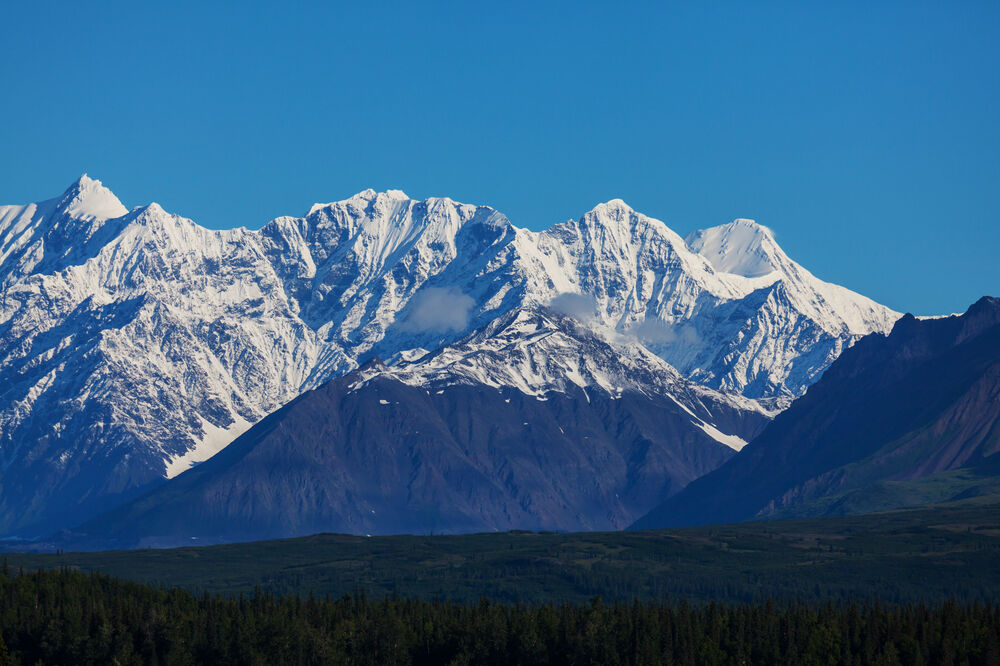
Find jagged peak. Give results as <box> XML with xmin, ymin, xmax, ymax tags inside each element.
<box><xmin>586</xmin><ymin>198</ymin><xmax>636</xmax><ymax>217</ymax></box>
<box><xmin>71</xmin><ymin>173</ymin><xmax>97</xmax><ymax>188</ymax></box>
<box><xmin>958</xmin><ymin>295</ymin><xmax>1000</xmax><ymax>334</ymax></box>
<box><xmin>565</xmin><ymin>198</ymin><xmax>696</xmax><ymax>254</ymax></box>
<box><xmin>970</xmin><ymin>295</ymin><xmax>1000</xmax><ymax>312</ymax></box>
<box><xmin>133</xmin><ymin>202</ymin><xmax>168</xmax><ymax>218</ymax></box>
<box><xmin>576</xmin><ymin>198</ymin><xmax>655</xmax><ymax>235</ymax></box>
<box><xmin>308</xmin><ymin>188</ymin><xmax>411</xmax><ymax>216</ymax></box>
<box><xmin>731</xmin><ymin>217</ymin><xmax>768</xmax><ymax>229</ymax></box>
<box><xmin>120</xmin><ymin>202</ymin><xmax>186</xmax><ymax>231</ymax></box>
<box><xmin>350</xmin><ymin>188</ymin><xmax>411</xmax><ymax>202</ymax></box>
<box><xmin>55</xmin><ymin>174</ymin><xmax>127</xmax><ymax>222</ymax></box>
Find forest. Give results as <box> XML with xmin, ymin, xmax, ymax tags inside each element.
<box><xmin>0</xmin><ymin>565</ymin><xmax>998</xmax><ymax>665</ymax></box>
<box><xmin>10</xmin><ymin>498</ymin><xmax>1000</xmax><ymax>606</ymax></box>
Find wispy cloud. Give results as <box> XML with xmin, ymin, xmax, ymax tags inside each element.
<box><xmin>400</xmin><ymin>287</ymin><xmax>475</xmax><ymax>333</ymax></box>
<box><xmin>548</xmin><ymin>292</ymin><xmax>599</xmax><ymax>323</ymax></box>
<box><xmin>627</xmin><ymin>319</ymin><xmax>700</xmax><ymax>346</ymax></box>
<box><xmin>548</xmin><ymin>291</ymin><xmax>700</xmax><ymax>347</ymax></box>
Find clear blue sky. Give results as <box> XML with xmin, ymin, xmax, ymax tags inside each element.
<box><xmin>2</xmin><ymin>1</ymin><xmax>997</xmax><ymax>315</ymax></box>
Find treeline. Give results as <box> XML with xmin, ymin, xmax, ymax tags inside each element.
<box><xmin>0</xmin><ymin>566</ymin><xmax>999</xmax><ymax>665</ymax></box>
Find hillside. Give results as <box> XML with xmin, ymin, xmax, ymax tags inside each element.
<box><xmin>632</xmin><ymin>296</ymin><xmax>1000</xmax><ymax>530</ymax></box>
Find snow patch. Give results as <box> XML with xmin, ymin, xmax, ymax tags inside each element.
<box><xmin>165</xmin><ymin>416</ymin><xmax>251</xmax><ymax>478</ymax></box>
<box><xmin>694</xmin><ymin>421</ymin><xmax>748</xmax><ymax>451</ymax></box>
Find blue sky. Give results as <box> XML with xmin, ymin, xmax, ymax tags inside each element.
<box><xmin>1</xmin><ymin>1</ymin><xmax>997</xmax><ymax>315</ymax></box>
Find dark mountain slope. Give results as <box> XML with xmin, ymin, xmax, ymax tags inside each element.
<box><xmin>70</xmin><ymin>367</ymin><xmax>767</xmax><ymax>548</ymax></box>
<box><xmin>632</xmin><ymin>296</ymin><xmax>1000</xmax><ymax>530</ymax></box>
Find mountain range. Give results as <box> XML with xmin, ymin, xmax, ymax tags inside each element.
<box><xmin>1</xmin><ymin>176</ymin><xmax>899</xmax><ymax>538</ymax></box>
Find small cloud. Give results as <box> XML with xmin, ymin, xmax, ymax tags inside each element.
<box><xmin>628</xmin><ymin>319</ymin><xmax>700</xmax><ymax>346</ymax></box>
<box><xmin>629</xmin><ymin>319</ymin><xmax>676</xmax><ymax>343</ymax></box>
<box><xmin>549</xmin><ymin>292</ymin><xmax>599</xmax><ymax>322</ymax></box>
<box><xmin>400</xmin><ymin>287</ymin><xmax>475</xmax><ymax>333</ymax></box>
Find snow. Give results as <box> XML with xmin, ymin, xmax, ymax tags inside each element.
<box><xmin>60</xmin><ymin>175</ymin><xmax>128</xmax><ymax>221</ymax></box>
<box><xmin>694</xmin><ymin>420</ymin><xmax>749</xmax><ymax>451</ymax></box>
<box><xmin>686</xmin><ymin>218</ymin><xmax>779</xmax><ymax>279</ymax></box>
<box><xmin>917</xmin><ymin>313</ymin><xmax>963</xmax><ymax>320</ymax></box>
<box><xmin>368</xmin><ymin>306</ymin><xmax>779</xmax><ymax>424</ymax></box>
<box><xmin>165</xmin><ymin>415</ymin><xmax>252</xmax><ymax>478</ymax></box>
<box><xmin>0</xmin><ymin>176</ymin><xmax>902</xmax><ymax>505</ymax></box>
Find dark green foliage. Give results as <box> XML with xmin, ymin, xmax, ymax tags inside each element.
<box><xmin>8</xmin><ymin>498</ymin><xmax>1000</xmax><ymax>606</ymax></box>
<box><xmin>0</xmin><ymin>567</ymin><xmax>998</xmax><ymax>665</ymax></box>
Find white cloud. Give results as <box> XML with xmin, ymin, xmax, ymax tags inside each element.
<box><xmin>547</xmin><ymin>292</ymin><xmax>700</xmax><ymax>348</ymax></box>
<box><xmin>628</xmin><ymin>319</ymin><xmax>700</xmax><ymax>346</ymax></box>
<box><xmin>548</xmin><ymin>292</ymin><xmax>599</xmax><ymax>322</ymax></box>
<box><xmin>400</xmin><ymin>287</ymin><xmax>475</xmax><ymax>333</ymax></box>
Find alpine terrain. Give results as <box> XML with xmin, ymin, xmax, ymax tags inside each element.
<box><xmin>0</xmin><ymin>176</ymin><xmax>899</xmax><ymax>537</ymax></box>
<box><xmin>632</xmin><ymin>296</ymin><xmax>1000</xmax><ymax>530</ymax></box>
<box><xmin>65</xmin><ymin>308</ymin><xmax>776</xmax><ymax>546</ymax></box>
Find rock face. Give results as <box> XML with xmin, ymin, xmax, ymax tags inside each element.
<box><xmin>631</xmin><ymin>297</ymin><xmax>1000</xmax><ymax>530</ymax></box>
<box><xmin>0</xmin><ymin>176</ymin><xmax>898</xmax><ymax>536</ymax></box>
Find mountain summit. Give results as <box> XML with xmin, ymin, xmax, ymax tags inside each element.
<box><xmin>686</xmin><ymin>218</ymin><xmax>784</xmax><ymax>279</ymax></box>
<box><xmin>0</xmin><ymin>174</ymin><xmax>128</xmax><ymax>285</ymax></box>
<box><xmin>0</xmin><ymin>177</ymin><xmax>900</xmax><ymax>536</ymax></box>
<box><xmin>55</xmin><ymin>174</ymin><xmax>128</xmax><ymax>221</ymax></box>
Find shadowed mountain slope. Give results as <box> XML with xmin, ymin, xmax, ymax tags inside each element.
<box><xmin>68</xmin><ymin>310</ymin><xmax>775</xmax><ymax>546</ymax></box>
<box><xmin>632</xmin><ymin>296</ymin><xmax>1000</xmax><ymax>529</ymax></box>
<box><xmin>73</xmin><ymin>378</ymin><xmax>764</xmax><ymax>547</ymax></box>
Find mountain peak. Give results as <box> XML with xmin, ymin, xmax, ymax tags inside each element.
<box><xmin>955</xmin><ymin>294</ymin><xmax>1000</xmax><ymax>338</ymax></box>
<box><xmin>588</xmin><ymin>198</ymin><xmax>635</xmax><ymax>216</ymax></box>
<box><xmin>686</xmin><ymin>218</ymin><xmax>784</xmax><ymax>279</ymax></box>
<box><xmin>73</xmin><ymin>173</ymin><xmax>96</xmax><ymax>188</ymax></box>
<box><xmin>730</xmin><ymin>217</ymin><xmax>769</xmax><ymax>232</ymax></box>
<box><xmin>123</xmin><ymin>201</ymin><xmax>170</xmax><ymax>223</ymax></box>
<box><xmin>308</xmin><ymin>188</ymin><xmax>411</xmax><ymax>216</ymax></box>
<box><xmin>349</xmin><ymin>188</ymin><xmax>410</xmax><ymax>203</ymax></box>
<box><xmin>970</xmin><ymin>295</ymin><xmax>1000</xmax><ymax>314</ymax></box>
<box><xmin>576</xmin><ymin>199</ymin><xmax>654</xmax><ymax>236</ymax></box>
<box><xmin>56</xmin><ymin>174</ymin><xmax>127</xmax><ymax>222</ymax></box>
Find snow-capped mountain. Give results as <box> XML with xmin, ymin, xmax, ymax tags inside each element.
<box><xmin>373</xmin><ymin>306</ymin><xmax>780</xmax><ymax>441</ymax></box>
<box><xmin>524</xmin><ymin>204</ymin><xmax>898</xmax><ymax>397</ymax></box>
<box><xmin>0</xmin><ymin>176</ymin><xmax>899</xmax><ymax>536</ymax></box>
